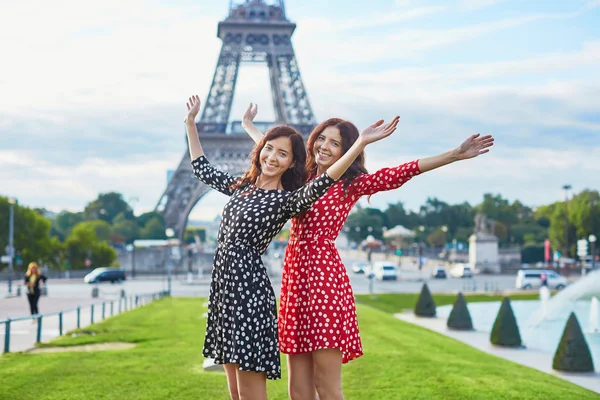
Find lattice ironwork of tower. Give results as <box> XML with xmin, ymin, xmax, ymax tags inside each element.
<box><xmin>155</xmin><ymin>0</ymin><xmax>317</xmax><ymax>239</ymax></box>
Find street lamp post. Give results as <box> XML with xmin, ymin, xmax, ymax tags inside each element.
<box><xmin>165</xmin><ymin>228</ymin><xmax>175</xmax><ymax>296</ymax></box>
<box><xmin>562</xmin><ymin>184</ymin><xmax>572</xmax><ymax>260</ymax></box>
<box><xmin>590</xmin><ymin>234</ymin><xmax>597</xmax><ymax>270</ymax></box>
<box><xmin>6</xmin><ymin>198</ymin><xmax>16</xmax><ymax>294</ymax></box>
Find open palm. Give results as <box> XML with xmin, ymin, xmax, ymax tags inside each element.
<box><xmin>243</xmin><ymin>103</ymin><xmax>258</xmax><ymax>123</ymax></box>
<box><xmin>186</xmin><ymin>95</ymin><xmax>201</xmax><ymax>122</ymax></box>
<box><xmin>359</xmin><ymin>116</ymin><xmax>400</xmax><ymax>145</ymax></box>
<box><xmin>456</xmin><ymin>134</ymin><xmax>494</xmax><ymax>160</ymax></box>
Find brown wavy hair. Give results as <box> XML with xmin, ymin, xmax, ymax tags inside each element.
<box><xmin>306</xmin><ymin>118</ymin><xmax>368</xmax><ymax>189</ymax></box>
<box><xmin>230</xmin><ymin>125</ymin><xmax>307</xmax><ymax>192</ymax></box>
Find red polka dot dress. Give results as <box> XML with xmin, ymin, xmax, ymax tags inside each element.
<box><xmin>278</xmin><ymin>161</ymin><xmax>421</xmax><ymax>362</ymax></box>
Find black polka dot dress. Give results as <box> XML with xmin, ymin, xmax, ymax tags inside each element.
<box><xmin>191</xmin><ymin>155</ymin><xmax>334</xmax><ymax>380</ymax></box>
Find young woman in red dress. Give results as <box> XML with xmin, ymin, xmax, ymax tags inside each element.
<box><xmin>243</xmin><ymin>104</ymin><xmax>494</xmax><ymax>400</ymax></box>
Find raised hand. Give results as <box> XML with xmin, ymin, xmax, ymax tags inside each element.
<box><xmin>243</xmin><ymin>103</ymin><xmax>258</xmax><ymax>125</ymax></box>
<box><xmin>359</xmin><ymin>116</ymin><xmax>400</xmax><ymax>146</ymax></box>
<box><xmin>185</xmin><ymin>95</ymin><xmax>201</xmax><ymax>123</ymax></box>
<box><xmin>455</xmin><ymin>134</ymin><xmax>494</xmax><ymax>160</ymax></box>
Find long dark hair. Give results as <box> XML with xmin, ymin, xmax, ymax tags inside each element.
<box><xmin>306</xmin><ymin>118</ymin><xmax>368</xmax><ymax>189</ymax></box>
<box><xmin>230</xmin><ymin>125</ymin><xmax>307</xmax><ymax>192</ymax></box>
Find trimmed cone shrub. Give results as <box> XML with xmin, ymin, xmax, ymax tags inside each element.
<box><xmin>552</xmin><ymin>312</ymin><xmax>595</xmax><ymax>372</ymax></box>
<box><xmin>490</xmin><ymin>297</ymin><xmax>522</xmax><ymax>347</ymax></box>
<box><xmin>447</xmin><ymin>292</ymin><xmax>473</xmax><ymax>330</ymax></box>
<box><xmin>414</xmin><ymin>283</ymin><xmax>436</xmax><ymax>317</ymax></box>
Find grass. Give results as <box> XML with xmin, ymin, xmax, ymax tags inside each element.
<box><xmin>0</xmin><ymin>294</ymin><xmax>597</xmax><ymax>400</ymax></box>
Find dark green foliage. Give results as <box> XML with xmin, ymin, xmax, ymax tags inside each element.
<box><xmin>447</xmin><ymin>292</ymin><xmax>473</xmax><ymax>330</ymax></box>
<box><xmin>490</xmin><ymin>297</ymin><xmax>522</xmax><ymax>347</ymax></box>
<box><xmin>553</xmin><ymin>313</ymin><xmax>595</xmax><ymax>372</ymax></box>
<box><xmin>414</xmin><ymin>283</ymin><xmax>436</xmax><ymax>317</ymax></box>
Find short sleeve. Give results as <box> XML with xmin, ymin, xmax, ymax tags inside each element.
<box><xmin>351</xmin><ymin>160</ymin><xmax>420</xmax><ymax>197</ymax></box>
<box><xmin>283</xmin><ymin>173</ymin><xmax>335</xmax><ymax>218</ymax></box>
<box><xmin>191</xmin><ymin>155</ymin><xmax>237</xmax><ymax>196</ymax></box>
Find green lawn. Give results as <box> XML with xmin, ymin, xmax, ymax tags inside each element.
<box><xmin>0</xmin><ymin>295</ymin><xmax>596</xmax><ymax>400</ymax></box>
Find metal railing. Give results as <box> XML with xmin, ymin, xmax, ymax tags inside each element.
<box><xmin>1</xmin><ymin>290</ymin><xmax>169</xmax><ymax>354</ymax></box>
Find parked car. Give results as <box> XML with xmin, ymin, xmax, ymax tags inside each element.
<box><xmin>449</xmin><ymin>264</ymin><xmax>473</xmax><ymax>278</ymax></box>
<box><xmin>515</xmin><ymin>269</ymin><xmax>568</xmax><ymax>290</ymax></box>
<box><xmin>372</xmin><ymin>262</ymin><xmax>398</xmax><ymax>281</ymax></box>
<box><xmin>84</xmin><ymin>268</ymin><xmax>127</xmax><ymax>284</ymax></box>
<box><xmin>431</xmin><ymin>267</ymin><xmax>447</xmax><ymax>279</ymax></box>
<box><xmin>351</xmin><ymin>262</ymin><xmax>369</xmax><ymax>274</ymax></box>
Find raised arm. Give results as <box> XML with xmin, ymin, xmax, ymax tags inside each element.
<box><xmin>184</xmin><ymin>95</ymin><xmax>205</xmax><ymax>160</ymax></box>
<box><xmin>185</xmin><ymin>95</ymin><xmax>237</xmax><ymax>196</ymax></box>
<box><xmin>325</xmin><ymin>116</ymin><xmax>400</xmax><ymax>180</ymax></box>
<box><xmin>241</xmin><ymin>103</ymin><xmax>263</xmax><ymax>144</ymax></box>
<box><xmin>418</xmin><ymin>133</ymin><xmax>494</xmax><ymax>173</ymax></box>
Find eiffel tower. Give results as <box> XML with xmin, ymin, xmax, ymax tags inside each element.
<box><xmin>156</xmin><ymin>0</ymin><xmax>317</xmax><ymax>239</ymax></box>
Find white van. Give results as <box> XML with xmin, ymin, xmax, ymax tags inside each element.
<box><xmin>515</xmin><ymin>269</ymin><xmax>568</xmax><ymax>290</ymax></box>
<box><xmin>372</xmin><ymin>262</ymin><xmax>398</xmax><ymax>281</ymax></box>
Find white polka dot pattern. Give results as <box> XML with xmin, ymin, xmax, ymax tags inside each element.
<box><xmin>191</xmin><ymin>155</ymin><xmax>335</xmax><ymax>379</ymax></box>
<box><xmin>278</xmin><ymin>161</ymin><xmax>421</xmax><ymax>363</ymax></box>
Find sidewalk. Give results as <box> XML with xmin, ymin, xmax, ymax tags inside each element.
<box><xmin>395</xmin><ymin>311</ymin><xmax>600</xmax><ymax>394</ymax></box>
<box><xmin>1</xmin><ymin>295</ymin><xmax>148</xmax><ymax>354</ymax></box>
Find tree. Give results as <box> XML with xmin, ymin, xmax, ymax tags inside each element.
<box><xmin>414</xmin><ymin>284</ymin><xmax>436</xmax><ymax>317</ymax></box>
<box><xmin>427</xmin><ymin>228</ymin><xmax>447</xmax><ymax>247</ymax></box>
<box><xmin>112</xmin><ymin>220</ymin><xmax>140</xmax><ymax>244</ymax></box>
<box><xmin>509</xmin><ymin>223</ymin><xmax>547</xmax><ymax>246</ymax></box>
<box><xmin>64</xmin><ymin>222</ymin><xmax>117</xmax><ymax>269</ymax></box>
<box><xmin>447</xmin><ymin>293</ymin><xmax>473</xmax><ymax>330</ymax></box>
<box><xmin>552</xmin><ymin>313</ymin><xmax>595</xmax><ymax>372</ymax></box>
<box><xmin>385</xmin><ymin>202</ymin><xmax>419</xmax><ymax>230</ymax></box>
<box><xmin>137</xmin><ymin>211</ymin><xmax>165</xmax><ymax>228</ymax></box>
<box><xmin>51</xmin><ymin>211</ymin><xmax>84</xmax><ymax>241</ymax></box>
<box><xmin>476</xmin><ymin>193</ymin><xmax>517</xmax><ymax>226</ymax></box>
<box><xmin>490</xmin><ymin>298</ymin><xmax>522</xmax><ymax>347</ymax></box>
<box><xmin>83</xmin><ymin>192</ymin><xmax>134</xmax><ymax>223</ymax></box>
<box><xmin>72</xmin><ymin>220</ymin><xmax>112</xmax><ymax>242</ymax></box>
<box><xmin>493</xmin><ymin>221</ymin><xmax>508</xmax><ymax>245</ymax></box>
<box><xmin>0</xmin><ymin>197</ymin><xmax>61</xmax><ymax>269</ymax></box>
<box><xmin>140</xmin><ymin>217</ymin><xmax>167</xmax><ymax>240</ymax></box>
<box><xmin>568</xmin><ymin>190</ymin><xmax>600</xmax><ymax>239</ymax></box>
<box><xmin>344</xmin><ymin>208</ymin><xmax>385</xmax><ymax>243</ymax></box>
<box><xmin>548</xmin><ymin>204</ymin><xmax>576</xmax><ymax>258</ymax></box>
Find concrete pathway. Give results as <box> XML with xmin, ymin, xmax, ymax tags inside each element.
<box><xmin>1</xmin><ymin>295</ymin><xmax>157</xmax><ymax>354</ymax></box>
<box><xmin>395</xmin><ymin>312</ymin><xmax>600</xmax><ymax>394</ymax></box>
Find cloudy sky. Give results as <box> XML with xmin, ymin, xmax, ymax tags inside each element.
<box><xmin>1</xmin><ymin>0</ymin><xmax>599</xmax><ymax>221</ymax></box>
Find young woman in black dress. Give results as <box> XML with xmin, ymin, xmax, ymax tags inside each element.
<box><xmin>184</xmin><ymin>95</ymin><xmax>398</xmax><ymax>400</ymax></box>
<box><xmin>24</xmin><ymin>262</ymin><xmax>47</xmax><ymax>322</ymax></box>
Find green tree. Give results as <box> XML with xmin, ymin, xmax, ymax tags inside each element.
<box><xmin>64</xmin><ymin>222</ymin><xmax>117</xmax><ymax>269</ymax></box>
<box><xmin>0</xmin><ymin>197</ymin><xmax>61</xmax><ymax>269</ymax></box>
<box><xmin>83</xmin><ymin>192</ymin><xmax>134</xmax><ymax>223</ymax></box>
<box><xmin>548</xmin><ymin>204</ymin><xmax>577</xmax><ymax>258</ymax></box>
<box><xmin>476</xmin><ymin>193</ymin><xmax>517</xmax><ymax>225</ymax></box>
<box><xmin>51</xmin><ymin>211</ymin><xmax>84</xmax><ymax>241</ymax></box>
<box><xmin>568</xmin><ymin>190</ymin><xmax>600</xmax><ymax>239</ymax></box>
<box><xmin>427</xmin><ymin>228</ymin><xmax>447</xmax><ymax>247</ymax></box>
<box><xmin>137</xmin><ymin>211</ymin><xmax>165</xmax><ymax>228</ymax></box>
<box><xmin>385</xmin><ymin>202</ymin><xmax>419</xmax><ymax>229</ymax></box>
<box><xmin>112</xmin><ymin>220</ymin><xmax>140</xmax><ymax>244</ymax></box>
<box><xmin>140</xmin><ymin>217</ymin><xmax>167</xmax><ymax>240</ymax></box>
<box><xmin>344</xmin><ymin>208</ymin><xmax>385</xmax><ymax>243</ymax></box>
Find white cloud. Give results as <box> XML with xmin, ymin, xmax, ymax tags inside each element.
<box><xmin>0</xmin><ymin>149</ymin><xmax>181</xmax><ymax>213</ymax></box>
<box><xmin>0</xmin><ymin>0</ymin><xmax>598</xmax><ymax>221</ymax></box>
